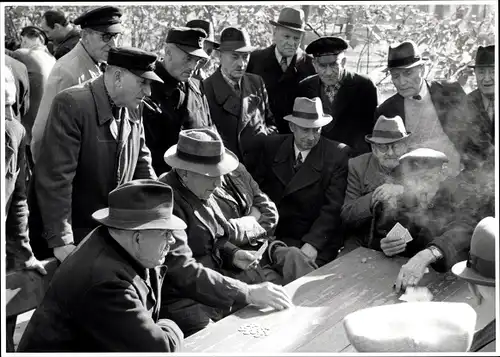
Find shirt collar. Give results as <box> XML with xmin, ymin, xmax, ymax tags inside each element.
<box><xmin>221</xmin><ymin>67</ymin><xmax>241</xmax><ymax>88</ymax></box>
<box><xmin>275</xmin><ymin>46</ymin><xmax>292</xmax><ymax>66</ymax></box>
<box><xmin>407</xmin><ymin>80</ymin><xmax>429</xmax><ymax>101</ymax></box>
<box><xmin>293</xmin><ymin>143</ymin><xmax>311</xmax><ymax>161</ymax></box>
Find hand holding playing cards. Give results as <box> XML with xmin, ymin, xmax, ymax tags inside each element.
<box><xmin>233</xmin><ymin>250</ymin><xmax>260</xmax><ymax>270</ymax></box>
<box><xmin>380</xmin><ymin>223</ymin><xmax>411</xmax><ymax>257</ymax></box>
<box><xmin>394</xmin><ymin>251</ymin><xmax>431</xmax><ymax>292</ymax></box>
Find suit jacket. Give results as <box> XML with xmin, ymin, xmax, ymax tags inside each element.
<box><xmin>31</xmin><ymin>41</ymin><xmax>102</xmax><ymax>161</ymax></box>
<box><xmin>18</xmin><ymin>226</ymin><xmax>183</xmax><ymax>352</ymax></box>
<box><xmin>35</xmin><ymin>76</ymin><xmax>156</xmax><ymax>249</ymax></box>
<box><xmin>142</xmin><ymin>61</ymin><xmax>214</xmax><ymax>176</ymax></box>
<box><xmin>255</xmin><ymin>135</ymin><xmax>350</xmax><ymax>263</ymax></box>
<box><xmin>5</xmin><ymin>54</ymin><xmax>30</xmax><ymax>122</ymax></box>
<box><xmin>297</xmin><ymin>71</ymin><xmax>378</xmax><ymax>155</ymax></box>
<box><xmin>247</xmin><ymin>44</ymin><xmax>316</xmax><ymax>133</ymax></box>
<box><xmin>203</xmin><ymin>68</ymin><xmax>276</xmax><ymax>174</ymax></box>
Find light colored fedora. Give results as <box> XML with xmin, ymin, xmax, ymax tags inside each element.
<box><xmin>385</xmin><ymin>40</ymin><xmax>428</xmax><ymax>71</ymax></box>
<box><xmin>164</xmin><ymin>128</ymin><xmax>239</xmax><ymax>177</ymax></box>
<box><xmin>365</xmin><ymin>115</ymin><xmax>411</xmax><ymax>144</ymax></box>
<box><xmin>92</xmin><ymin>179</ymin><xmax>186</xmax><ymax>231</ymax></box>
<box><xmin>269</xmin><ymin>7</ymin><xmax>306</xmax><ymax>32</ymax></box>
<box><xmin>284</xmin><ymin>97</ymin><xmax>332</xmax><ymax>128</ymax></box>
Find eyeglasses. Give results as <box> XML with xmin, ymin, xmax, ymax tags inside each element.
<box><xmin>373</xmin><ymin>142</ymin><xmax>403</xmax><ymax>153</ymax></box>
<box><xmin>99</xmin><ymin>32</ymin><xmax>121</xmax><ymax>43</ymax></box>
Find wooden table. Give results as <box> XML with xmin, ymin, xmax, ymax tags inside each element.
<box><xmin>183</xmin><ymin>246</ymin><xmax>476</xmax><ymax>353</ymax></box>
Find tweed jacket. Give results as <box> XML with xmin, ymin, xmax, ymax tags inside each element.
<box><xmin>35</xmin><ymin>76</ymin><xmax>156</xmax><ymax>249</ymax></box>
<box><xmin>247</xmin><ymin>44</ymin><xmax>316</xmax><ymax>133</ymax></box>
<box><xmin>297</xmin><ymin>71</ymin><xmax>378</xmax><ymax>156</ymax></box>
<box><xmin>203</xmin><ymin>68</ymin><xmax>276</xmax><ymax>174</ymax></box>
<box><xmin>31</xmin><ymin>41</ymin><xmax>101</xmax><ymax>161</ymax></box>
<box><xmin>5</xmin><ymin>54</ymin><xmax>30</xmax><ymax>122</ymax></box>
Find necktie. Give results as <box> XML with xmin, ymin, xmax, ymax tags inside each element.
<box><xmin>486</xmin><ymin>98</ymin><xmax>494</xmax><ymax>121</ymax></box>
<box><xmin>233</xmin><ymin>82</ymin><xmax>241</xmax><ymax>95</ymax></box>
<box><xmin>280</xmin><ymin>57</ymin><xmax>288</xmax><ymax>72</ymax></box>
<box><xmin>294</xmin><ymin>152</ymin><xmax>303</xmax><ymax>172</ymax></box>
<box><xmin>325</xmin><ymin>85</ymin><xmax>336</xmax><ymax>103</ymax></box>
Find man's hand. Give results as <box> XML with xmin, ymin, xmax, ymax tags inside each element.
<box><xmin>53</xmin><ymin>244</ymin><xmax>76</xmax><ymax>263</ymax></box>
<box><xmin>246</xmin><ymin>281</ymin><xmax>294</xmax><ymax>311</ymax></box>
<box><xmin>372</xmin><ymin>184</ymin><xmax>404</xmax><ymax>207</ymax></box>
<box><xmin>249</xmin><ymin>206</ymin><xmax>262</xmax><ymax>220</ymax></box>
<box><xmin>233</xmin><ymin>250</ymin><xmax>260</xmax><ymax>270</ymax></box>
<box><xmin>300</xmin><ymin>243</ymin><xmax>318</xmax><ymax>261</ymax></box>
<box><xmin>24</xmin><ymin>257</ymin><xmax>47</xmax><ymax>275</ymax></box>
<box><xmin>394</xmin><ymin>249</ymin><xmax>433</xmax><ymax>292</ymax></box>
<box><xmin>380</xmin><ymin>234</ymin><xmax>407</xmax><ymax>257</ymax></box>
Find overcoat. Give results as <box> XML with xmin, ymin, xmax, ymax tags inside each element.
<box><xmin>5</xmin><ymin>54</ymin><xmax>30</xmax><ymax>122</ymax></box>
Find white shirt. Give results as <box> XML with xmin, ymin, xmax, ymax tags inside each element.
<box><xmin>293</xmin><ymin>143</ymin><xmax>311</xmax><ymax>162</ymax></box>
<box><xmin>275</xmin><ymin>46</ymin><xmax>292</xmax><ymax>67</ymax></box>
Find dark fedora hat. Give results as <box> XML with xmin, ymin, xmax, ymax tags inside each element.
<box><xmin>385</xmin><ymin>40</ymin><xmax>428</xmax><ymax>71</ymax></box>
<box><xmin>74</xmin><ymin>5</ymin><xmax>123</xmax><ymax>33</ymax></box>
<box><xmin>186</xmin><ymin>19</ymin><xmax>219</xmax><ymax>48</ymax></box>
<box><xmin>166</xmin><ymin>27</ymin><xmax>209</xmax><ymax>59</ymax></box>
<box><xmin>468</xmin><ymin>45</ymin><xmax>494</xmax><ymax>68</ymax></box>
<box><xmin>284</xmin><ymin>97</ymin><xmax>332</xmax><ymax>128</ymax></box>
<box><xmin>164</xmin><ymin>128</ymin><xmax>239</xmax><ymax>177</ymax></box>
<box><xmin>20</xmin><ymin>26</ymin><xmax>48</xmax><ymax>45</ymax></box>
<box><xmin>218</xmin><ymin>27</ymin><xmax>256</xmax><ymax>53</ymax></box>
<box><xmin>269</xmin><ymin>7</ymin><xmax>306</xmax><ymax>32</ymax></box>
<box><xmin>306</xmin><ymin>36</ymin><xmax>349</xmax><ymax>57</ymax></box>
<box><xmin>92</xmin><ymin>179</ymin><xmax>186</xmax><ymax>231</ymax></box>
<box><xmin>365</xmin><ymin>115</ymin><xmax>411</xmax><ymax>144</ymax></box>
<box><xmin>107</xmin><ymin>47</ymin><xmax>163</xmax><ymax>83</ymax></box>
<box><xmin>452</xmin><ymin>216</ymin><xmax>496</xmax><ymax>287</ymax></box>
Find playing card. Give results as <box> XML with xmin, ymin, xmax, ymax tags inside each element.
<box><xmin>254</xmin><ymin>240</ymin><xmax>269</xmax><ymax>260</ymax></box>
<box><xmin>387</xmin><ymin>222</ymin><xmax>407</xmax><ymax>239</ymax></box>
<box><xmin>399</xmin><ymin>286</ymin><xmax>433</xmax><ymax>302</ymax></box>
<box><xmin>402</xmin><ymin>228</ymin><xmax>413</xmax><ymax>243</ymax></box>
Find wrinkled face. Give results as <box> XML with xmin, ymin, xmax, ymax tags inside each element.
<box><xmin>371</xmin><ymin>141</ymin><xmax>407</xmax><ymax>170</ymax></box>
<box><xmin>389</xmin><ymin>65</ymin><xmax>425</xmax><ymax>98</ymax></box>
<box><xmin>112</xmin><ymin>69</ymin><xmax>152</xmax><ymax>109</ymax></box>
<box><xmin>274</xmin><ymin>26</ymin><xmax>303</xmax><ymax>58</ymax></box>
<box><xmin>135</xmin><ymin>229</ymin><xmax>176</xmax><ymax>268</ymax></box>
<box><xmin>83</xmin><ymin>29</ymin><xmax>120</xmax><ymax>62</ymax></box>
<box><xmin>313</xmin><ymin>53</ymin><xmax>346</xmax><ymax>86</ymax></box>
<box><xmin>4</xmin><ymin>66</ymin><xmax>17</xmax><ymax>106</ymax></box>
<box><xmin>181</xmin><ymin>170</ymin><xmax>223</xmax><ymax>200</ymax></box>
<box><xmin>475</xmin><ymin>66</ymin><xmax>495</xmax><ymax>97</ymax></box>
<box><xmin>164</xmin><ymin>44</ymin><xmax>202</xmax><ymax>82</ymax></box>
<box><xmin>290</xmin><ymin>122</ymin><xmax>322</xmax><ymax>151</ymax></box>
<box><xmin>41</xmin><ymin>17</ymin><xmax>62</xmax><ymax>41</ymax></box>
<box><xmin>220</xmin><ymin>51</ymin><xmax>250</xmax><ymax>80</ymax></box>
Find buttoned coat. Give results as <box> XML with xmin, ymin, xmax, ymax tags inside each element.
<box><xmin>203</xmin><ymin>69</ymin><xmax>276</xmax><ymax>174</ymax></box>
<box><xmin>31</xmin><ymin>41</ymin><xmax>101</xmax><ymax>161</ymax></box>
<box><xmin>297</xmin><ymin>71</ymin><xmax>378</xmax><ymax>156</ymax></box>
<box><xmin>255</xmin><ymin>135</ymin><xmax>350</xmax><ymax>264</ymax></box>
<box><xmin>247</xmin><ymin>45</ymin><xmax>316</xmax><ymax>134</ymax></box>
<box><xmin>35</xmin><ymin>76</ymin><xmax>156</xmax><ymax>249</ymax></box>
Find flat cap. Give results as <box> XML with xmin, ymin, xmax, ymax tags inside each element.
<box><xmin>166</xmin><ymin>27</ymin><xmax>208</xmax><ymax>59</ymax></box>
<box><xmin>74</xmin><ymin>6</ymin><xmax>123</xmax><ymax>33</ymax></box>
<box><xmin>107</xmin><ymin>47</ymin><xmax>163</xmax><ymax>83</ymax></box>
<box><xmin>306</xmin><ymin>36</ymin><xmax>348</xmax><ymax>57</ymax></box>
<box><xmin>21</xmin><ymin>26</ymin><xmax>48</xmax><ymax>45</ymax></box>
<box><xmin>399</xmin><ymin>148</ymin><xmax>448</xmax><ymax>170</ymax></box>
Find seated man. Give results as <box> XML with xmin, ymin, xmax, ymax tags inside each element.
<box><xmin>255</xmin><ymin>97</ymin><xmax>351</xmax><ymax>266</ymax></box>
<box><xmin>341</xmin><ymin>115</ymin><xmax>411</xmax><ymax>249</ymax></box>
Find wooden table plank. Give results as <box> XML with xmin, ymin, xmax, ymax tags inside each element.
<box><xmin>183</xmin><ymin>247</ymin><xmax>472</xmax><ymax>353</ymax></box>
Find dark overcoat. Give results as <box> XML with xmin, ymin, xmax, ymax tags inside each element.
<box><xmin>246</xmin><ymin>45</ymin><xmax>315</xmax><ymax>133</ymax></box>
<box><xmin>297</xmin><ymin>71</ymin><xmax>378</xmax><ymax>155</ymax></box>
<box><xmin>52</xmin><ymin>28</ymin><xmax>81</xmax><ymax>60</ymax></box>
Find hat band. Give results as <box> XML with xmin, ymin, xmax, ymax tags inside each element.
<box><xmin>388</xmin><ymin>55</ymin><xmax>421</xmax><ymax>68</ymax></box>
<box><xmin>177</xmin><ymin>149</ymin><xmax>223</xmax><ymax>165</ymax></box>
<box><xmin>371</xmin><ymin>129</ymin><xmax>407</xmax><ymax>139</ymax></box>
<box><xmin>292</xmin><ymin>110</ymin><xmax>323</xmax><ymax>120</ymax></box>
<box><xmin>467</xmin><ymin>253</ymin><xmax>495</xmax><ymax>279</ymax></box>
<box><xmin>277</xmin><ymin>20</ymin><xmax>304</xmax><ymax>29</ymax></box>
<box><xmin>219</xmin><ymin>40</ymin><xmax>251</xmax><ymax>50</ymax></box>
<box><xmin>108</xmin><ymin>207</ymin><xmax>171</xmax><ymax>224</ymax></box>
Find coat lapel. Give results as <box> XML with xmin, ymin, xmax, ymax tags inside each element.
<box><xmin>213</xmin><ymin>69</ymin><xmax>241</xmax><ymax>119</ymax></box>
<box><xmin>271</xmin><ymin>135</ymin><xmax>295</xmax><ymax>187</ymax></box>
<box><xmin>283</xmin><ymin>139</ymin><xmax>323</xmax><ymax>196</ymax></box>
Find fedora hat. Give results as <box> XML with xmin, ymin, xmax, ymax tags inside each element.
<box><xmin>343</xmin><ymin>302</ymin><xmax>477</xmax><ymax>352</ymax></box>
<box><xmin>269</xmin><ymin>7</ymin><xmax>306</xmax><ymax>32</ymax></box>
<box><xmin>452</xmin><ymin>216</ymin><xmax>497</xmax><ymax>287</ymax></box>
<box><xmin>92</xmin><ymin>179</ymin><xmax>186</xmax><ymax>231</ymax></box>
<box><xmin>468</xmin><ymin>45</ymin><xmax>494</xmax><ymax>68</ymax></box>
<box><xmin>365</xmin><ymin>115</ymin><xmax>411</xmax><ymax>144</ymax></box>
<box><xmin>385</xmin><ymin>40</ymin><xmax>428</xmax><ymax>71</ymax></box>
<box><xmin>164</xmin><ymin>128</ymin><xmax>239</xmax><ymax>177</ymax></box>
<box><xmin>218</xmin><ymin>27</ymin><xmax>256</xmax><ymax>53</ymax></box>
<box><xmin>186</xmin><ymin>19</ymin><xmax>220</xmax><ymax>48</ymax></box>
<box><xmin>284</xmin><ymin>97</ymin><xmax>332</xmax><ymax>128</ymax></box>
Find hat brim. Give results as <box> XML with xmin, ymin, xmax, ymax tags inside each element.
<box><xmin>164</xmin><ymin>145</ymin><xmax>239</xmax><ymax>177</ymax></box>
<box><xmin>451</xmin><ymin>260</ymin><xmax>495</xmax><ymax>287</ymax></box>
<box><xmin>129</xmin><ymin>69</ymin><xmax>164</xmax><ymax>83</ymax></box>
<box><xmin>269</xmin><ymin>20</ymin><xmax>305</xmax><ymax>33</ymax></box>
<box><xmin>92</xmin><ymin>208</ymin><xmax>187</xmax><ymax>231</ymax></box>
<box><xmin>218</xmin><ymin>45</ymin><xmax>257</xmax><ymax>53</ymax></box>
<box><xmin>365</xmin><ymin>133</ymin><xmax>411</xmax><ymax>144</ymax></box>
<box><xmin>284</xmin><ymin>114</ymin><xmax>332</xmax><ymax>128</ymax></box>
<box><xmin>205</xmin><ymin>39</ymin><xmax>220</xmax><ymax>49</ymax></box>
<box><xmin>175</xmin><ymin>44</ymin><xmax>209</xmax><ymax>59</ymax></box>
<box><xmin>383</xmin><ymin>58</ymin><xmax>427</xmax><ymax>72</ymax></box>
<box><xmin>89</xmin><ymin>23</ymin><xmax>123</xmax><ymax>34</ymax></box>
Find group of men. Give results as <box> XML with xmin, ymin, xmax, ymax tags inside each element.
<box><xmin>4</xmin><ymin>4</ymin><xmax>496</xmax><ymax>353</ymax></box>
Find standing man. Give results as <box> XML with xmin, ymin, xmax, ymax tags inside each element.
<box><xmin>31</xmin><ymin>5</ymin><xmax>123</xmax><ymax>161</ymax></box>
<box><xmin>374</xmin><ymin>40</ymin><xmax>466</xmax><ymax>178</ymax></box>
<box><xmin>41</xmin><ymin>9</ymin><xmax>81</xmax><ymax>59</ymax></box>
<box><xmin>247</xmin><ymin>7</ymin><xmax>315</xmax><ymax>134</ymax></box>
<box><xmin>186</xmin><ymin>19</ymin><xmax>219</xmax><ymax>81</ymax></box>
<box><xmin>255</xmin><ymin>97</ymin><xmax>351</xmax><ymax>266</ymax></box>
<box><xmin>142</xmin><ymin>27</ymin><xmax>214</xmax><ymax>176</ymax></box>
<box><xmin>204</xmin><ymin>27</ymin><xmax>277</xmax><ymax>175</ymax></box>
<box><xmin>297</xmin><ymin>36</ymin><xmax>378</xmax><ymax>155</ymax></box>
<box><xmin>35</xmin><ymin>47</ymin><xmax>159</xmax><ymax>263</ymax></box>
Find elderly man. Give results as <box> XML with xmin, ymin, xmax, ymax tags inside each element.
<box><xmin>186</xmin><ymin>19</ymin><xmax>219</xmax><ymax>81</ymax></box>
<box><xmin>297</xmin><ymin>36</ymin><xmax>378</xmax><ymax>156</ymax></box>
<box><xmin>204</xmin><ymin>27</ymin><xmax>277</xmax><ymax>175</ymax></box>
<box><xmin>247</xmin><ymin>7</ymin><xmax>315</xmax><ymax>134</ymax></box>
<box><xmin>41</xmin><ymin>9</ymin><xmax>81</xmax><ymax>59</ymax></box>
<box><xmin>35</xmin><ymin>47</ymin><xmax>159</xmax><ymax>263</ymax></box>
<box><xmin>341</xmin><ymin>115</ymin><xmax>410</xmax><ymax>249</ymax></box>
<box><xmin>31</xmin><ymin>5</ymin><xmax>123</xmax><ymax>161</ymax></box>
<box><xmin>255</xmin><ymin>97</ymin><xmax>351</xmax><ymax>266</ymax></box>
<box><xmin>374</xmin><ymin>40</ymin><xmax>466</xmax><ymax>178</ymax></box>
<box><xmin>142</xmin><ymin>27</ymin><xmax>214</xmax><ymax>176</ymax></box>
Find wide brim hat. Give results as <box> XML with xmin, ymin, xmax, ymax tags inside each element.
<box><xmin>365</xmin><ymin>115</ymin><xmax>411</xmax><ymax>144</ymax></box>
<box><xmin>284</xmin><ymin>97</ymin><xmax>332</xmax><ymax>128</ymax></box>
<box><xmin>164</xmin><ymin>128</ymin><xmax>239</xmax><ymax>177</ymax></box>
<box><xmin>218</xmin><ymin>27</ymin><xmax>256</xmax><ymax>53</ymax></box>
<box><xmin>384</xmin><ymin>40</ymin><xmax>428</xmax><ymax>72</ymax></box>
<box><xmin>186</xmin><ymin>19</ymin><xmax>220</xmax><ymax>48</ymax></box>
<box><xmin>452</xmin><ymin>216</ymin><xmax>496</xmax><ymax>287</ymax></box>
<box><xmin>269</xmin><ymin>7</ymin><xmax>306</xmax><ymax>32</ymax></box>
<box><xmin>468</xmin><ymin>45</ymin><xmax>494</xmax><ymax>68</ymax></box>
